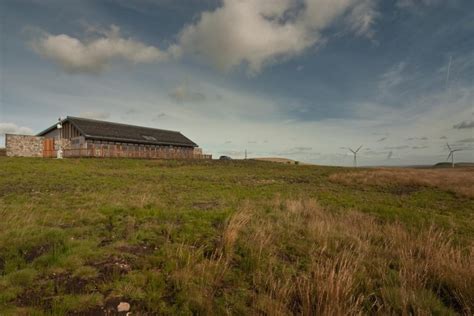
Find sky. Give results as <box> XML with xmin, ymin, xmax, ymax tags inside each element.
<box><xmin>0</xmin><ymin>0</ymin><xmax>473</xmax><ymax>166</ymax></box>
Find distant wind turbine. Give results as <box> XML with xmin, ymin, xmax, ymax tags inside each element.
<box><xmin>446</xmin><ymin>143</ymin><xmax>462</xmax><ymax>168</ymax></box>
<box><xmin>386</xmin><ymin>151</ymin><xmax>393</xmax><ymax>160</ymax></box>
<box><xmin>346</xmin><ymin>145</ymin><xmax>363</xmax><ymax>167</ymax></box>
<box><xmin>446</xmin><ymin>55</ymin><xmax>452</xmax><ymax>89</ymax></box>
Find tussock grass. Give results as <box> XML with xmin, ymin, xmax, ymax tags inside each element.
<box><xmin>330</xmin><ymin>168</ymin><xmax>474</xmax><ymax>198</ymax></box>
<box><xmin>107</xmin><ymin>198</ymin><xmax>472</xmax><ymax>314</ymax></box>
<box><xmin>213</xmin><ymin>198</ymin><xmax>473</xmax><ymax>315</ymax></box>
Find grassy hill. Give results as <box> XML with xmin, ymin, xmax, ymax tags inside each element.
<box><xmin>0</xmin><ymin>158</ymin><xmax>472</xmax><ymax>314</ymax></box>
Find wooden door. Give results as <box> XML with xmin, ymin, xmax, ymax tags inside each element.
<box><xmin>43</xmin><ymin>139</ymin><xmax>55</xmax><ymax>158</ymax></box>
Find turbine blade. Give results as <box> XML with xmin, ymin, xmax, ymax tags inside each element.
<box><xmin>447</xmin><ymin>143</ymin><xmax>451</xmax><ymax>151</ymax></box>
<box><xmin>446</xmin><ymin>56</ymin><xmax>452</xmax><ymax>88</ymax></box>
<box><xmin>447</xmin><ymin>152</ymin><xmax>452</xmax><ymax>160</ymax></box>
<box><xmin>356</xmin><ymin>145</ymin><xmax>363</xmax><ymax>153</ymax></box>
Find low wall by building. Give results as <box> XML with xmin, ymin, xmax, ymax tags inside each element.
<box><xmin>5</xmin><ymin>134</ymin><xmax>44</xmax><ymax>157</ymax></box>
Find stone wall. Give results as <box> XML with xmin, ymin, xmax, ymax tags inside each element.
<box><xmin>5</xmin><ymin>134</ymin><xmax>44</xmax><ymax>157</ymax></box>
<box><xmin>55</xmin><ymin>138</ymin><xmax>71</xmax><ymax>151</ymax></box>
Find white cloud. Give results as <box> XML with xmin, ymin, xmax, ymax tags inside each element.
<box><xmin>177</xmin><ymin>0</ymin><xmax>378</xmax><ymax>74</ymax></box>
<box><xmin>345</xmin><ymin>0</ymin><xmax>379</xmax><ymax>38</ymax></box>
<box><xmin>31</xmin><ymin>25</ymin><xmax>169</xmax><ymax>74</ymax></box>
<box><xmin>177</xmin><ymin>0</ymin><xmax>314</xmax><ymax>74</ymax></box>
<box><xmin>29</xmin><ymin>1</ymin><xmax>378</xmax><ymax>75</ymax></box>
<box><xmin>0</xmin><ymin>123</ymin><xmax>34</xmax><ymax>136</ymax></box>
<box><xmin>302</xmin><ymin>0</ymin><xmax>352</xmax><ymax>29</ymax></box>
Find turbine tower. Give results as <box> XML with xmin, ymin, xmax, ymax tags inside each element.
<box><xmin>446</xmin><ymin>143</ymin><xmax>461</xmax><ymax>168</ymax></box>
<box><xmin>347</xmin><ymin>145</ymin><xmax>363</xmax><ymax>167</ymax></box>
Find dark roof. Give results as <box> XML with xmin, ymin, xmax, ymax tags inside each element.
<box><xmin>38</xmin><ymin>116</ymin><xmax>198</xmax><ymax>147</ymax></box>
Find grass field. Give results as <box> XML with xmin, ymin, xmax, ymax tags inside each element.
<box><xmin>0</xmin><ymin>158</ymin><xmax>473</xmax><ymax>315</ymax></box>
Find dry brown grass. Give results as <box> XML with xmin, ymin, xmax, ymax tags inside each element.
<box><xmin>220</xmin><ymin>202</ymin><xmax>253</xmax><ymax>257</ymax></box>
<box><xmin>329</xmin><ymin>167</ymin><xmax>474</xmax><ymax>198</ymax></box>
<box><xmin>162</xmin><ymin>198</ymin><xmax>473</xmax><ymax>315</ymax></box>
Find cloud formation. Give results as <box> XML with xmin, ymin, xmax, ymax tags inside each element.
<box><xmin>176</xmin><ymin>0</ymin><xmax>378</xmax><ymax>74</ymax></box>
<box><xmin>30</xmin><ymin>1</ymin><xmax>378</xmax><ymax>75</ymax></box>
<box><xmin>344</xmin><ymin>0</ymin><xmax>379</xmax><ymax>38</ymax></box>
<box><xmin>31</xmin><ymin>25</ymin><xmax>169</xmax><ymax>74</ymax></box>
<box><xmin>407</xmin><ymin>137</ymin><xmax>428</xmax><ymax>141</ymax></box>
<box><xmin>377</xmin><ymin>62</ymin><xmax>406</xmax><ymax>98</ymax></box>
<box><xmin>453</xmin><ymin>120</ymin><xmax>474</xmax><ymax>129</ymax></box>
<box><xmin>169</xmin><ymin>83</ymin><xmax>206</xmax><ymax>103</ymax></box>
<box><xmin>0</xmin><ymin>123</ymin><xmax>33</xmax><ymax>136</ymax></box>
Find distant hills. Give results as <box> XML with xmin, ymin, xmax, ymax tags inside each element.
<box><xmin>433</xmin><ymin>162</ymin><xmax>474</xmax><ymax>168</ymax></box>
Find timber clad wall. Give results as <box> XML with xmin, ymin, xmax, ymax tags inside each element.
<box><xmin>63</xmin><ymin>141</ymin><xmax>211</xmax><ymax>159</ymax></box>
<box><xmin>42</xmin><ymin>121</ymin><xmax>81</xmax><ymax>139</ymax></box>
<box><xmin>6</xmin><ymin>134</ymin><xmax>44</xmax><ymax>157</ymax></box>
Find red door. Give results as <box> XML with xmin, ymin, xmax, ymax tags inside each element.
<box><xmin>43</xmin><ymin>139</ymin><xmax>55</xmax><ymax>158</ymax></box>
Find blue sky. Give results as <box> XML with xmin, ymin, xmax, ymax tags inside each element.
<box><xmin>1</xmin><ymin>0</ymin><xmax>473</xmax><ymax>165</ymax></box>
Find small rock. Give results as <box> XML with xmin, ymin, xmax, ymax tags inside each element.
<box><xmin>117</xmin><ymin>302</ymin><xmax>130</xmax><ymax>312</ymax></box>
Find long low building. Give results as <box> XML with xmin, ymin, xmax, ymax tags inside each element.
<box><xmin>6</xmin><ymin>116</ymin><xmax>211</xmax><ymax>159</ymax></box>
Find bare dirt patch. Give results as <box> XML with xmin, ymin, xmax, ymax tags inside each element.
<box><xmin>92</xmin><ymin>256</ymin><xmax>132</xmax><ymax>281</ymax></box>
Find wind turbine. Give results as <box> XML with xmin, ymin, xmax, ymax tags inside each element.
<box><xmin>446</xmin><ymin>55</ymin><xmax>452</xmax><ymax>89</ymax></box>
<box><xmin>446</xmin><ymin>143</ymin><xmax>461</xmax><ymax>168</ymax></box>
<box><xmin>347</xmin><ymin>145</ymin><xmax>363</xmax><ymax>167</ymax></box>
